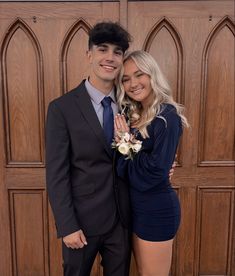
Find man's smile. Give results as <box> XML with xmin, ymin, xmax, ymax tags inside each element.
<box><xmin>101</xmin><ymin>64</ymin><xmax>117</xmax><ymax>71</ymax></box>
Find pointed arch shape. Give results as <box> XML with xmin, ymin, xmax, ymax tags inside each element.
<box><xmin>143</xmin><ymin>17</ymin><xmax>185</xmax><ymax>166</ymax></box>
<box><xmin>202</xmin><ymin>16</ymin><xmax>235</xmax><ymax>62</ymax></box>
<box><xmin>1</xmin><ymin>18</ymin><xmax>44</xmax><ymax>65</ymax></box>
<box><xmin>0</xmin><ymin>18</ymin><xmax>45</xmax><ymax>167</ymax></box>
<box><xmin>143</xmin><ymin>17</ymin><xmax>184</xmax><ymax>54</ymax></box>
<box><xmin>60</xmin><ymin>18</ymin><xmax>92</xmax><ymax>93</ymax></box>
<box><xmin>198</xmin><ymin>16</ymin><xmax>235</xmax><ymax>167</ymax></box>
<box><xmin>143</xmin><ymin>17</ymin><xmax>184</xmax><ymax>102</ymax></box>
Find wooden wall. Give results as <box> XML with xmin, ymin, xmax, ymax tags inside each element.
<box><xmin>0</xmin><ymin>1</ymin><xmax>234</xmax><ymax>275</ymax></box>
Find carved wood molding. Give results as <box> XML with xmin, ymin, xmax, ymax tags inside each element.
<box><xmin>60</xmin><ymin>18</ymin><xmax>91</xmax><ymax>94</ymax></box>
<box><xmin>194</xmin><ymin>186</ymin><xmax>234</xmax><ymax>275</ymax></box>
<box><xmin>143</xmin><ymin>17</ymin><xmax>185</xmax><ymax>167</ymax></box>
<box><xmin>143</xmin><ymin>17</ymin><xmax>184</xmax><ymax>100</ymax></box>
<box><xmin>198</xmin><ymin>16</ymin><xmax>235</xmax><ymax>167</ymax></box>
<box><xmin>1</xmin><ymin>18</ymin><xmax>45</xmax><ymax>167</ymax></box>
<box><xmin>8</xmin><ymin>189</ymin><xmax>49</xmax><ymax>275</ymax></box>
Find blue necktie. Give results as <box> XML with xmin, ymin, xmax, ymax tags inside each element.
<box><xmin>101</xmin><ymin>97</ymin><xmax>114</xmax><ymax>145</ymax></box>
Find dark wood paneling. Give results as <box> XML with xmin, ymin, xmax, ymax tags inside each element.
<box><xmin>195</xmin><ymin>187</ymin><xmax>234</xmax><ymax>275</ymax></box>
<box><xmin>1</xmin><ymin>19</ymin><xmax>44</xmax><ymax>167</ymax></box>
<box><xmin>143</xmin><ymin>17</ymin><xmax>184</xmax><ymax>104</ymax></box>
<box><xmin>61</xmin><ymin>18</ymin><xmax>91</xmax><ymax>93</ymax></box>
<box><xmin>199</xmin><ymin>16</ymin><xmax>235</xmax><ymax>167</ymax></box>
<box><xmin>0</xmin><ymin>1</ymin><xmax>234</xmax><ymax>276</ymax></box>
<box><xmin>9</xmin><ymin>190</ymin><xmax>49</xmax><ymax>276</ymax></box>
<box><xmin>142</xmin><ymin>17</ymin><xmax>184</xmax><ymax>167</ymax></box>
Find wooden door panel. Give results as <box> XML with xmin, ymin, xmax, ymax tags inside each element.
<box><xmin>143</xmin><ymin>17</ymin><xmax>184</xmax><ymax>103</ymax></box>
<box><xmin>199</xmin><ymin>17</ymin><xmax>234</xmax><ymax>165</ymax></box>
<box><xmin>0</xmin><ymin>1</ymin><xmax>234</xmax><ymax>276</ymax></box>
<box><xmin>195</xmin><ymin>188</ymin><xmax>234</xmax><ymax>275</ymax></box>
<box><xmin>61</xmin><ymin>18</ymin><xmax>92</xmax><ymax>93</ymax></box>
<box><xmin>2</xmin><ymin>19</ymin><xmax>44</xmax><ymax>166</ymax></box>
<box><xmin>9</xmin><ymin>190</ymin><xmax>49</xmax><ymax>276</ymax></box>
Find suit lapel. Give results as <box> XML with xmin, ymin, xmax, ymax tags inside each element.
<box><xmin>74</xmin><ymin>82</ymin><xmax>113</xmax><ymax>157</ymax></box>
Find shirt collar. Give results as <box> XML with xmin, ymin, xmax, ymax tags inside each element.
<box><xmin>85</xmin><ymin>79</ymin><xmax>116</xmax><ymax>104</ymax></box>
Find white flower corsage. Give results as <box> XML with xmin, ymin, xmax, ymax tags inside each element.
<box><xmin>112</xmin><ymin>132</ymin><xmax>142</xmax><ymax>160</ymax></box>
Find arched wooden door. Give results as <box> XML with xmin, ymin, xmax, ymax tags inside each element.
<box><xmin>0</xmin><ymin>1</ymin><xmax>234</xmax><ymax>275</ymax></box>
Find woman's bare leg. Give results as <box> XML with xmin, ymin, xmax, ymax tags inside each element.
<box><xmin>132</xmin><ymin>233</ymin><xmax>173</xmax><ymax>276</ymax></box>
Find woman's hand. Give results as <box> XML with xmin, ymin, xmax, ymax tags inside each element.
<box><xmin>114</xmin><ymin>114</ymin><xmax>130</xmax><ymax>142</ymax></box>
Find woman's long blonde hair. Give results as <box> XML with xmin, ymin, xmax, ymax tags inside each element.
<box><xmin>116</xmin><ymin>50</ymin><xmax>189</xmax><ymax>138</ymax></box>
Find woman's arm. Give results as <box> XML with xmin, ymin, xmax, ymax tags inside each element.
<box><xmin>115</xmin><ymin>111</ymin><xmax>182</xmax><ymax>192</ymax></box>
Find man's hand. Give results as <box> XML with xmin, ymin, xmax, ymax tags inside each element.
<box><xmin>63</xmin><ymin>230</ymin><xmax>87</xmax><ymax>249</ymax></box>
<box><xmin>169</xmin><ymin>160</ymin><xmax>176</xmax><ymax>181</ymax></box>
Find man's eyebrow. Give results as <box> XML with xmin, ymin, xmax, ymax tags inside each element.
<box><xmin>96</xmin><ymin>44</ymin><xmax>108</xmax><ymax>48</ymax></box>
<box><xmin>114</xmin><ymin>46</ymin><xmax>122</xmax><ymax>51</ymax></box>
<box><xmin>96</xmin><ymin>43</ymin><xmax>123</xmax><ymax>53</ymax></box>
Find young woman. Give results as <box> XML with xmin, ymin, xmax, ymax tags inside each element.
<box><xmin>114</xmin><ymin>50</ymin><xmax>189</xmax><ymax>275</ymax></box>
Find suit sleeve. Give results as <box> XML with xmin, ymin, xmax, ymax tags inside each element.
<box><xmin>116</xmin><ymin>112</ymin><xmax>181</xmax><ymax>192</ymax></box>
<box><xmin>46</xmin><ymin>101</ymin><xmax>80</xmax><ymax>238</ymax></box>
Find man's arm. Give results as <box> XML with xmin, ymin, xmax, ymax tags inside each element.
<box><xmin>46</xmin><ymin>101</ymin><xmax>80</xmax><ymax>238</ymax></box>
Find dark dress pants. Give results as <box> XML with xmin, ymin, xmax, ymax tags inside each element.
<box><xmin>62</xmin><ymin>220</ymin><xmax>131</xmax><ymax>276</ymax></box>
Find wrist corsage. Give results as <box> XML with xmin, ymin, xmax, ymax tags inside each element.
<box><xmin>112</xmin><ymin>132</ymin><xmax>142</xmax><ymax>160</ymax></box>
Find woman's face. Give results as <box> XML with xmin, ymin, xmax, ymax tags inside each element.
<box><xmin>122</xmin><ymin>58</ymin><xmax>153</xmax><ymax>108</ymax></box>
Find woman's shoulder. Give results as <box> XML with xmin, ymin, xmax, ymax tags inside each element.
<box><xmin>153</xmin><ymin>104</ymin><xmax>180</xmax><ymax>128</ymax></box>
<box><xmin>159</xmin><ymin>103</ymin><xmax>177</xmax><ymax>115</ymax></box>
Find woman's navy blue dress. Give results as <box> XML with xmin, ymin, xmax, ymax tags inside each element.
<box><xmin>117</xmin><ymin>104</ymin><xmax>182</xmax><ymax>241</ymax></box>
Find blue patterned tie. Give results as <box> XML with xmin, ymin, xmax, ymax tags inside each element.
<box><xmin>101</xmin><ymin>97</ymin><xmax>114</xmax><ymax>146</ymax></box>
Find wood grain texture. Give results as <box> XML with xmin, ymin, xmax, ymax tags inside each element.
<box><xmin>0</xmin><ymin>1</ymin><xmax>234</xmax><ymax>275</ymax></box>
<box><xmin>1</xmin><ymin>18</ymin><xmax>44</xmax><ymax>167</ymax></box>
<box><xmin>199</xmin><ymin>16</ymin><xmax>235</xmax><ymax>166</ymax></box>
<box><xmin>9</xmin><ymin>190</ymin><xmax>49</xmax><ymax>276</ymax></box>
<box><xmin>61</xmin><ymin>18</ymin><xmax>92</xmax><ymax>94</ymax></box>
<box><xmin>195</xmin><ymin>187</ymin><xmax>234</xmax><ymax>275</ymax></box>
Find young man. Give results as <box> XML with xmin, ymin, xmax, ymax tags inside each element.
<box><xmin>46</xmin><ymin>22</ymin><xmax>132</xmax><ymax>276</ymax></box>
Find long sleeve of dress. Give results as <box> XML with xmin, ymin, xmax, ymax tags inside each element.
<box><xmin>116</xmin><ymin>106</ymin><xmax>182</xmax><ymax>192</ymax></box>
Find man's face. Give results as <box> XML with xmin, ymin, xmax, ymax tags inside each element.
<box><xmin>87</xmin><ymin>43</ymin><xmax>124</xmax><ymax>89</ymax></box>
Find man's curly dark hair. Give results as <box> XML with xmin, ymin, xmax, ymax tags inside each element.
<box><xmin>88</xmin><ymin>21</ymin><xmax>132</xmax><ymax>53</ymax></box>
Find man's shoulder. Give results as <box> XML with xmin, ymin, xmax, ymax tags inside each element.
<box><xmin>50</xmin><ymin>80</ymin><xmax>86</xmax><ymax>106</ymax></box>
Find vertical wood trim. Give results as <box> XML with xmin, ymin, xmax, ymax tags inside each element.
<box><xmin>232</xmin><ymin>215</ymin><xmax>235</xmax><ymax>275</ymax></box>
<box><xmin>177</xmin><ymin>187</ymin><xmax>196</xmax><ymax>275</ymax></box>
<box><xmin>0</xmin><ymin>15</ymin><xmax>12</xmax><ymax>274</ymax></box>
<box><xmin>227</xmin><ymin>188</ymin><xmax>234</xmax><ymax>274</ymax></box>
<box><xmin>119</xmin><ymin>0</ymin><xmax>128</xmax><ymax>29</ymax></box>
<box><xmin>171</xmin><ymin>186</ymin><xmax>180</xmax><ymax>276</ymax></box>
<box><xmin>0</xmin><ymin>144</ymin><xmax>12</xmax><ymax>275</ymax></box>
<box><xmin>44</xmin><ymin>189</ymin><xmax>50</xmax><ymax>276</ymax></box>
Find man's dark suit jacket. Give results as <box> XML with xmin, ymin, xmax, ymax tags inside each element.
<box><xmin>46</xmin><ymin>80</ymin><xmax>131</xmax><ymax>238</ymax></box>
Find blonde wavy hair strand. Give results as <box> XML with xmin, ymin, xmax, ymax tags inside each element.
<box><xmin>117</xmin><ymin>50</ymin><xmax>189</xmax><ymax>138</ymax></box>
